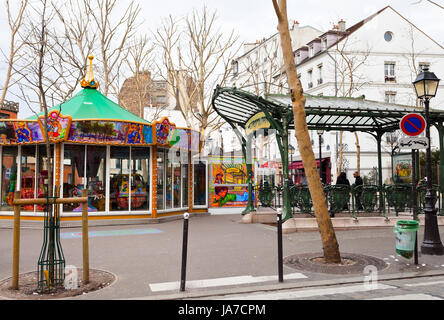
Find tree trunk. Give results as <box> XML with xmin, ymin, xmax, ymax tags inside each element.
<box><xmin>272</xmin><ymin>0</ymin><xmax>341</xmax><ymax>263</ymax></box>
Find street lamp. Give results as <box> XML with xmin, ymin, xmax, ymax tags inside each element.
<box><xmin>288</xmin><ymin>144</ymin><xmax>295</xmax><ymax>183</ymax></box>
<box><xmin>317</xmin><ymin>129</ymin><xmax>325</xmax><ymax>183</ymax></box>
<box><xmin>412</xmin><ymin>67</ymin><xmax>444</xmax><ymax>255</ymax></box>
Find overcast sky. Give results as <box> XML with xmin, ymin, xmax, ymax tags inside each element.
<box><xmin>0</xmin><ymin>0</ymin><xmax>443</xmax><ymax>118</ymax></box>
<box><xmin>138</xmin><ymin>0</ymin><xmax>444</xmax><ymax>45</ymax></box>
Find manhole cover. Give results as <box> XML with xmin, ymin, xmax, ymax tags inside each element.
<box><xmin>284</xmin><ymin>252</ymin><xmax>388</xmax><ymax>274</ymax></box>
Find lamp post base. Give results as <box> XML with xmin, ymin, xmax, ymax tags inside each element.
<box><xmin>421</xmin><ymin>206</ymin><xmax>444</xmax><ymax>255</ymax></box>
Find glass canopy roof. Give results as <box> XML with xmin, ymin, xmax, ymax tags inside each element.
<box><xmin>212</xmin><ymin>86</ymin><xmax>444</xmax><ymax>133</ymax></box>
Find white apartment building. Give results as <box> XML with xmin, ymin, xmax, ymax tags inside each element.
<box><xmin>229</xmin><ymin>6</ymin><xmax>444</xmax><ymax>185</ymax></box>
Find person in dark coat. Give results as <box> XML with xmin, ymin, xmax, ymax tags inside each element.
<box><xmin>336</xmin><ymin>172</ymin><xmax>350</xmax><ymax>186</ymax></box>
<box><xmin>353</xmin><ymin>171</ymin><xmax>364</xmax><ymax>210</ymax></box>
<box><xmin>335</xmin><ymin>172</ymin><xmax>350</xmax><ymax>211</ymax></box>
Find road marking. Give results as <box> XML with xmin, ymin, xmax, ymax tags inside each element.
<box><xmin>404</xmin><ymin>280</ymin><xmax>444</xmax><ymax>287</ymax></box>
<box><xmin>370</xmin><ymin>294</ymin><xmax>442</xmax><ymax>300</ymax></box>
<box><xmin>61</xmin><ymin>228</ymin><xmax>163</xmax><ymax>239</ymax></box>
<box><xmin>149</xmin><ymin>273</ymin><xmax>307</xmax><ymax>292</ymax></box>
<box><xmin>218</xmin><ymin>284</ymin><xmax>395</xmax><ymax>300</ymax></box>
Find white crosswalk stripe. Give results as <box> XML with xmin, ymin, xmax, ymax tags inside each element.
<box><xmin>369</xmin><ymin>294</ymin><xmax>442</xmax><ymax>300</ymax></box>
<box><xmin>149</xmin><ymin>273</ymin><xmax>307</xmax><ymax>292</ymax></box>
<box><xmin>218</xmin><ymin>284</ymin><xmax>396</xmax><ymax>300</ymax></box>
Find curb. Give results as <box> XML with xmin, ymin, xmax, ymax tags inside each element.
<box><xmin>132</xmin><ymin>269</ymin><xmax>444</xmax><ymax>300</ymax></box>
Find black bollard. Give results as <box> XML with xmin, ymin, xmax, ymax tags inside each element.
<box><xmin>277</xmin><ymin>208</ymin><xmax>283</xmax><ymax>282</ymax></box>
<box><xmin>180</xmin><ymin>212</ymin><xmax>189</xmax><ymax>292</ymax></box>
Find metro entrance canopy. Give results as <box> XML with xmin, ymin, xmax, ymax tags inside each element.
<box><xmin>211</xmin><ymin>86</ymin><xmax>444</xmax><ymax>220</ymax></box>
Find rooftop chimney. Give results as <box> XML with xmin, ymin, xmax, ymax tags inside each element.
<box><xmin>338</xmin><ymin>19</ymin><xmax>346</xmax><ymax>32</ymax></box>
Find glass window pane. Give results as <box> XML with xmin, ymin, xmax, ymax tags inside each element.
<box><xmin>86</xmin><ymin>146</ymin><xmax>106</xmax><ymax>212</ymax></box>
<box><xmin>173</xmin><ymin>162</ymin><xmax>181</xmax><ymax>208</ymax></box>
<box><xmin>110</xmin><ymin>146</ymin><xmax>130</xmax><ymax>211</ymax></box>
<box><xmin>157</xmin><ymin>149</ymin><xmax>164</xmax><ymax>210</ymax></box>
<box><xmin>182</xmin><ymin>164</ymin><xmax>188</xmax><ymax>207</ymax></box>
<box><xmin>36</xmin><ymin>145</ymin><xmax>54</xmax><ymax>211</ymax></box>
<box><xmin>63</xmin><ymin>144</ymin><xmax>85</xmax><ymax>212</ymax></box>
<box><xmin>131</xmin><ymin>147</ymin><xmax>150</xmax><ymax>211</ymax></box>
<box><xmin>194</xmin><ymin>161</ymin><xmax>207</xmax><ymax>206</ymax></box>
<box><xmin>165</xmin><ymin>155</ymin><xmax>172</xmax><ymax>209</ymax></box>
<box><xmin>20</xmin><ymin>145</ymin><xmax>37</xmax><ymax>211</ymax></box>
<box><xmin>1</xmin><ymin>146</ymin><xmax>18</xmax><ymax>211</ymax></box>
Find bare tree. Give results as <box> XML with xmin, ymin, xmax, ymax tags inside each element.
<box><xmin>0</xmin><ymin>0</ymin><xmax>29</xmax><ymax>107</ymax></box>
<box><xmin>154</xmin><ymin>6</ymin><xmax>240</xmax><ymax>138</ymax></box>
<box><xmin>334</xmin><ymin>37</ymin><xmax>371</xmax><ymax>176</ymax></box>
<box><xmin>85</xmin><ymin>0</ymin><xmax>141</xmax><ymax>98</ymax></box>
<box><xmin>121</xmin><ymin>35</ymin><xmax>155</xmax><ymax>118</ymax></box>
<box><xmin>272</xmin><ymin>0</ymin><xmax>341</xmax><ymax>263</ymax></box>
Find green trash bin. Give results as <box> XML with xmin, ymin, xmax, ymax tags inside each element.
<box><xmin>394</xmin><ymin>220</ymin><xmax>419</xmax><ymax>259</ymax></box>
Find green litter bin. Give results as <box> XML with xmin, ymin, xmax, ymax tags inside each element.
<box><xmin>394</xmin><ymin>220</ymin><xmax>419</xmax><ymax>259</ymax></box>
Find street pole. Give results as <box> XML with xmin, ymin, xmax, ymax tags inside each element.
<box><xmin>412</xmin><ymin>149</ymin><xmax>418</xmax><ymax>265</ymax></box>
<box><xmin>421</xmin><ymin>98</ymin><xmax>444</xmax><ymax>255</ymax></box>
<box><xmin>180</xmin><ymin>212</ymin><xmax>190</xmax><ymax>291</ymax></box>
<box><xmin>277</xmin><ymin>208</ymin><xmax>283</xmax><ymax>283</ymax></box>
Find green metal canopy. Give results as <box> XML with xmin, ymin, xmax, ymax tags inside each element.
<box><xmin>27</xmin><ymin>87</ymin><xmax>149</xmax><ymax>124</ymax></box>
<box><xmin>212</xmin><ymin>86</ymin><xmax>444</xmax><ymax>133</ymax></box>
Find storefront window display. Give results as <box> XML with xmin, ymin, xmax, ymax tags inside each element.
<box><xmin>131</xmin><ymin>147</ymin><xmax>150</xmax><ymax>211</ymax></box>
<box><xmin>1</xmin><ymin>146</ymin><xmax>18</xmax><ymax>211</ymax></box>
<box><xmin>110</xmin><ymin>146</ymin><xmax>130</xmax><ymax>211</ymax></box>
<box><xmin>20</xmin><ymin>145</ymin><xmax>37</xmax><ymax>211</ymax></box>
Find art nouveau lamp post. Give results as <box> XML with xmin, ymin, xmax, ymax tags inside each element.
<box><xmin>317</xmin><ymin>129</ymin><xmax>325</xmax><ymax>183</ymax></box>
<box><xmin>413</xmin><ymin>67</ymin><xmax>444</xmax><ymax>255</ymax></box>
<box><xmin>288</xmin><ymin>144</ymin><xmax>295</xmax><ymax>183</ymax></box>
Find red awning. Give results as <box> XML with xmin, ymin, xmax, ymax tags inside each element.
<box><xmin>290</xmin><ymin>158</ymin><xmax>328</xmax><ymax>170</ymax></box>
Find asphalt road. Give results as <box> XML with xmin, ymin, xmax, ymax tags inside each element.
<box><xmin>1</xmin><ymin>214</ymin><xmax>443</xmax><ymax>300</ymax></box>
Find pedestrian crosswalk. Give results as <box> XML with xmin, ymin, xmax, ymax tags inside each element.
<box><xmin>149</xmin><ymin>273</ymin><xmax>307</xmax><ymax>292</ymax></box>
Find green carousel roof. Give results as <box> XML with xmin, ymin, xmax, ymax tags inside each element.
<box><xmin>27</xmin><ymin>87</ymin><xmax>149</xmax><ymax>124</ymax></box>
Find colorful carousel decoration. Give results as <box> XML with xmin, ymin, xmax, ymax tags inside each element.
<box><xmin>0</xmin><ymin>55</ymin><xmax>202</xmax><ymax>221</ymax></box>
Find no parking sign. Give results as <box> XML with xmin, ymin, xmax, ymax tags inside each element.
<box><xmin>400</xmin><ymin>113</ymin><xmax>426</xmax><ymax>137</ymax></box>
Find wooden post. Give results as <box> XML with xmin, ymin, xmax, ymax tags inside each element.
<box><xmin>81</xmin><ymin>189</ymin><xmax>89</xmax><ymax>284</ymax></box>
<box><xmin>11</xmin><ymin>191</ymin><xmax>21</xmax><ymax>290</ymax></box>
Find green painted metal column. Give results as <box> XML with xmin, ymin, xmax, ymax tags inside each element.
<box><xmin>376</xmin><ymin>131</ymin><xmax>385</xmax><ymax>214</ymax></box>
<box><xmin>281</xmin><ymin>116</ymin><xmax>291</xmax><ymax>221</ymax></box>
<box><xmin>243</xmin><ymin>133</ymin><xmax>256</xmax><ymax>214</ymax></box>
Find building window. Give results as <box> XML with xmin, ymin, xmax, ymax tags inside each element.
<box><xmin>384</xmin><ymin>62</ymin><xmax>396</xmax><ymax>82</ymax></box>
<box><xmin>321</xmin><ymin>37</ymin><xmax>328</xmax><ymax>50</ymax></box>
<box><xmin>156</xmin><ymin>95</ymin><xmax>166</xmax><ymax>104</ymax></box>
<box><xmin>384</xmin><ymin>31</ymin><xmax>393</xmax><ymax>42</ymax></box>
<box><xmin>385</xmin><ymin>91</ymin><xmax>396</xmax><ymax>104</ymax></box>
<box><xmin>307</xmin><ymin>70</ymin><xmax>313</xmax><ymax>88</ymax></box>
<box><xmin>232</xmin><ymin>61</ymin><xmax>238</xmax><ymax>75</ymax></box>
<box><xmin>309</xmin><ymin>45</ymin><xmax>314</xmax><ymax>57</ymax></box>
<box><xmin>317</xmin><ymin>64</ymin><xmax>323</xmax><ymax>85</ymax></box>
<box><xmin>295</xmin><ymin>52</ymin><xmax>301</xmax><ymax>64</ymax></box>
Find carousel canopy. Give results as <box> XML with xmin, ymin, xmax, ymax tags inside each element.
<box><xmin>27</xmin><ymin>87</ymin><xmax>149</xmax><ymax>124</ymax></box>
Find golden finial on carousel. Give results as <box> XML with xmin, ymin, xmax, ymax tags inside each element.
<box><xmin>80</xmin><ymin>54</ymin><xmax>99</xmax><ymax>89</ymax></box>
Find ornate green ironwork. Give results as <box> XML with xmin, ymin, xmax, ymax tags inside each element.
<box><xmin>354</xmin><ymin>185</ymin><xmax>379</xmax><ymax>213</ymax></box>
<box><xmin>37</xmin><ymin>186</ymin><xmax>65</xmax><ymax>292</ymax></box>
<box><xmin>384</xmin><ymin>184</ymin><xmax>411</xmax><ymax>214</ymax></box>
<box><xmin>295</xmin><ymin>185</ymin><xmax>313</xmax><ymax>214</ymax></box>
<box><xmin>258</xmin><ymin>182</ymin><xmax>274</xmax><ymax>207</ymax></box>
<box><xmin>325</xmin><ymin>185</ymin><xmax>351</xmax><ymax>213</ymax></box>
